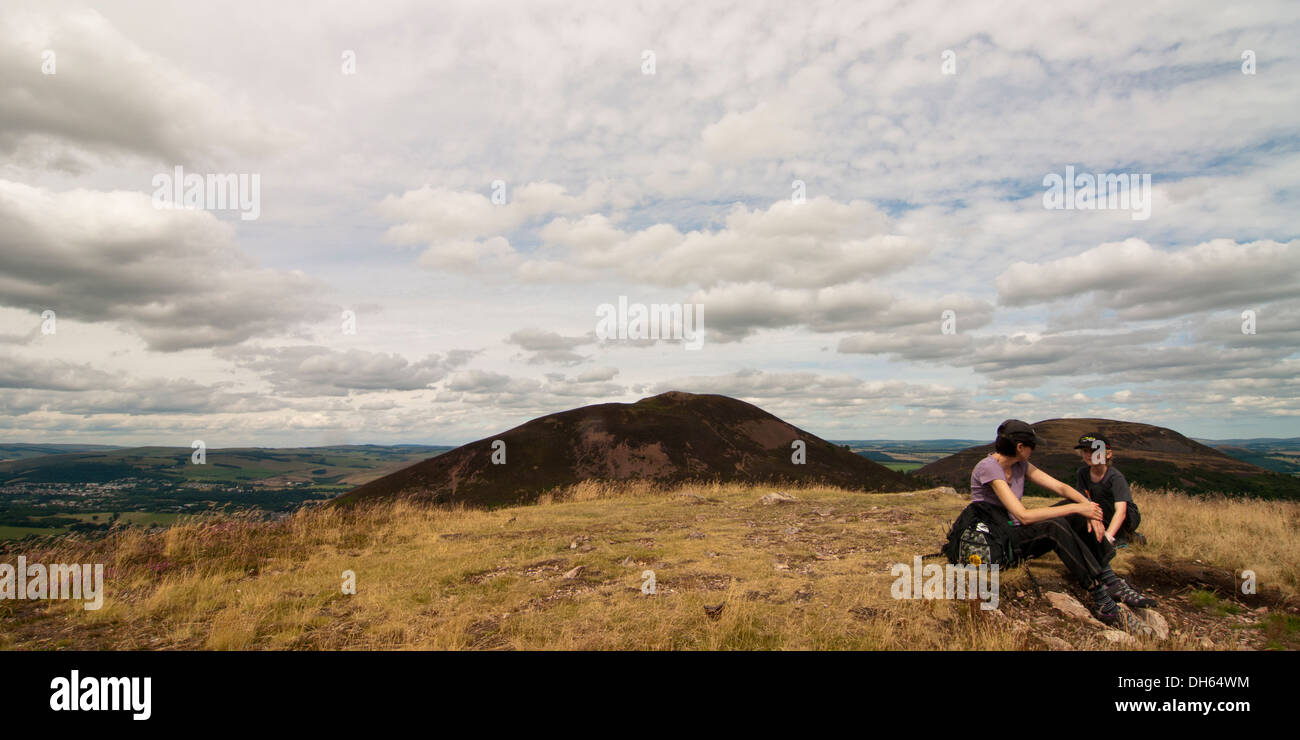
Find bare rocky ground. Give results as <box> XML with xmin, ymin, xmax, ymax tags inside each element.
<box><xmin>990</xmin><ymin>559</ymin><xmax>1297</xmax><ymax>650</ymax></box>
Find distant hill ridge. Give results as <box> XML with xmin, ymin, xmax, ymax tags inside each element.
<box><xmin>335</xmin><ymin>391</ymin><xmax>915</xmax><ymax>507</ymax></box>
<box><xmin>915</xmin><ymin>418</ymin><xmax>1300</xmax><ymax>499</ymax></box>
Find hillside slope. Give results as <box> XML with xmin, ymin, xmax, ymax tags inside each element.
<box><xmin>915</xmin><ymin>418</ymin><xmax>1300</xmax><ymax>499</ymax></box>
<box><xmin>336</xmin><ymin>391</ymin><xmax>914</xmax><ymax>507</ymax></box>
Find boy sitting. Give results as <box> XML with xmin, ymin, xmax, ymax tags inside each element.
<box><xmin>1073</xmin><ymin>433</ymin><xmax>1146</xmax><ymax>548</ymax></box>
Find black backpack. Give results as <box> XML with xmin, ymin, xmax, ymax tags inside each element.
<box><xmin>943</xmin><ymin>501</ymin><xmax>1020</xmax><ymax>567</ymax></box>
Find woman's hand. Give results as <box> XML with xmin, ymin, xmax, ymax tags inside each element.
<box><xmin>1074</xmin><ymin>502</ymin><xmax>1103</xmax><ymax>521</ymax></box>
<box><xmin>1089</xmin><ymin>519</ymin><xmax>1106</xmax><ymax>542</ymax></box>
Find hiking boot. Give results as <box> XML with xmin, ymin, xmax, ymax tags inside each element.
<box><xmin>1108</xmin><ymin>579</ymin><xmax>1156</xmax><ymax>609</ymax></box>
<box><xmin>1096</xmin><ymin>603</ymin><xmax>1153</xmax><ymax>635</ymax></box>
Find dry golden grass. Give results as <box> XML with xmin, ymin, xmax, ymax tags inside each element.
<box><xmin>1117</xmin><ymin>488</ymin><xmax>1300</xmax><ymax>593</ymax></box>
<box><xmin>1</xmin><ymin>482</ymin><xmax>1295</xmax><ymax>650</ymax></box>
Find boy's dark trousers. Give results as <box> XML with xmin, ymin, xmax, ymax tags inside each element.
<box><xmin>1008</xmin><ymin>513</ymin><xmax>1116</xmax><ymax>587</ymax></box>
<box><xmin>1052</xmin><ymin>498</ymin><xmax>1142</xmax><ymax>539</ymax></box>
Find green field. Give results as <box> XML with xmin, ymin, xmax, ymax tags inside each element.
<box><xmin>0</xmin><ymin>445</ymin><xmax>454</xmax><ymax>541</ymax></box>
<box><xmin>0</xmin><ymin>512</ymin><xmax>186</xmax><ymax>541</ymax></box>
<box><xmin>0</xmin><ymin>525</ymin><xmax>66</xmax><ymax>539</ymax></box>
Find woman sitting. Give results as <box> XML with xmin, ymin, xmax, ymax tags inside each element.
<box><xmin>960</xmin><ymin>419</ymin><xmax>1155</xmax><ymax>626</ymax></box>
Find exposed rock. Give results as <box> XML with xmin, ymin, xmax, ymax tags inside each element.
<box><xmin>1135</xmin><ymin>608</ymin><xmax>1170</xmax><ymax>640</ymax></box>
<box><xmin>760</xmin><ymin>492</ymin><xmax>798</xmax><ymax>505</ymax></box>
<box><xmin>913</xmin><ymin>486</ymin><xmax>960</xmax><ymax>497</ymax></box>
<box><xmin>1101</xmin><ymin>630</ymin><xmax>1137</xmax><ymax>646</ymax></box>
<box><xmin>1038</xmin><ymin>635</ymin><xmax>1073</xmax><ymax>650</ymax></box>
<box><xmin>686</xmin><ymin>532</ymin><xmax>706</xmax><ymax>540</ymax></box>
<box><xmin>1045</xmin><ymin>591</ymin><xmax>1106</xmax><ymax>628</ymax></box>
<box><xmin>562</xmin><ymin>565</ymin><xmax>584</xmax><ymax>579</ymax></box>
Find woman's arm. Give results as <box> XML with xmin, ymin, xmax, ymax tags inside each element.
<box><xmin>989</xmin><ymin>478</ymin><xmax>1101</xmax><ymax>525</ymax></box>
<box><xmin>1028</xmin><ymin>464</ymin><xmax>1089</xmax><ymax>503</ymax></box>
<box><xmin>1024</xmin><ymin>465</ymin><xmax>1105</xmax><ymax>539</ymax></box>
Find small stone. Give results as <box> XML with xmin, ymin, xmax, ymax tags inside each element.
<box><xmin>686</xmin><ymin>532</ymin><xmax>706</xmax><ymax>540</ymax></box>
<box><xmin>1136</xmin><ymin>608</ymin><xmax>1170</xmax><ymax>640</ymax></box>
<box><xmin>773</xmin><ymin>562</ymin><xmax>790</xmax><ymax>571</ymax></box>
<box><xmin>621</xmin><ymin>555</ymin><xmax>637</xmax><ymax>567</ymax></box>
<box><xmin>759</xmin><ymin>492</ymin><xmax>798</xmax><ymax>505</ymax></box>
<box><xmin>563</xmin><ymin>565</ymin><xmax>584</xmax><ymax>579</ymax></box>
<box><xmin>569</xmin><ymin>541</ymin><xmax>578</xmax><ymax>549</ymax></box>
<box><xmin>1039</xmin><ymin>635</ymin><xmax>1073</xmax><ymax>650</ymax></box>
<box><xmin>703</xmin><ymin>603</ymin><xmax>725</xmax><ymax>620</ymax></box>
<box><xmin>782</xmin><ymin>526</ymin><xmax>800</xmax><ymax>535</ymax></box>
<box><xmin>1101</xmin><ymin>630</ymin><xmax>1137</xmax><ymax>646</ymax></box>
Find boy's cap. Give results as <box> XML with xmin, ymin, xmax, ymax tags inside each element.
<box><xmin>997</xmin><ymin>419</ymin><xmax>1042</xmax><ymax>446</ymax></box>
<box><xmin>1073</xmin><ymin>433</ymin><xmax>1112</xmax><ymax>450</ymax></box>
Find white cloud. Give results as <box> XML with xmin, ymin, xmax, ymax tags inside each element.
<box><xmin>0</xmin><ymin>181</ymin><xmax>323</xmax><ymax>351</ymax></box>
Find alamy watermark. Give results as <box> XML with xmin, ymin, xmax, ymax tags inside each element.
<box><xmin>596</xmin><ymin>296</ymin><xmax>705</xmax><ymax>350</ymax></box>
<box><xmin>1042</xmin><ymin>165</ymin><xmax>1151</xmax><ymax>221</ymax></box>
<box><xmin>50</xmin><ymin>670</ymin><xmax>150</xmax><ymax>720</ymax></box>
<box><xmin>891</xmin><ymin>556</ymin><xmax>999</xmax><ymax>610</ymax></box>
<box><xmin>1</xmin><ymin>556</ymin><xmax>105</xmax><ymax>610</ymax></box>
<box><xmin>152</xmin><ymin>166</ymin><xmax>261</xmax><ymax>220</ymax></box>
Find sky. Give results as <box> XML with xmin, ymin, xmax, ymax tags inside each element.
<box><xmin>1</xmin><ymin>0</ymin><xmax>1298</xmax><ymax>446</ymax></box>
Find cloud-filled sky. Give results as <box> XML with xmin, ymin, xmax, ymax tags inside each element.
<box><xmin>1</xmin><ymin>0</ymin><xmax>1297</xmax><ymax>446</ymax></box>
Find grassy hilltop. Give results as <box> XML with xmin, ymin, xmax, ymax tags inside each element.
<box><xmin>3</xmin><ymin>481</ymin><xmax>1297</xmax><ymax>651</ymax></box>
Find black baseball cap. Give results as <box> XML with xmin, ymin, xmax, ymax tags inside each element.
<box><xmin>997</xmin><ymin>419</ymin><xmax>1042</xmax><ymax>447</ymax></box>
<box><xmin>1073</xmin><ymin>433</ymin><xmax>1111</xmax><ymax>450</ymax></box>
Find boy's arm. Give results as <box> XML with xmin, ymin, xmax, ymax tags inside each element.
<box><xmin>1106</xmin><ymin>501</ymin><xmax>1127</xmax><ymax>539</ymax></box>
<box><xmin>1107</xmin><ymin>471</ymin><xmax>1132</xmax><ymax>539</ymax></box>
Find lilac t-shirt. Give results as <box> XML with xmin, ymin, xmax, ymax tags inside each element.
<box><xmin>971</xmin><ymin>455</ymin><xmax>1026</xmax><ymax>511</ymax></box>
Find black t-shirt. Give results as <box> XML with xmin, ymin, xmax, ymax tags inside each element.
<box><xmin>1075</xmin><ymin>464</ymin><xmax>1132</xmax><ymax>515</ymax></box>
